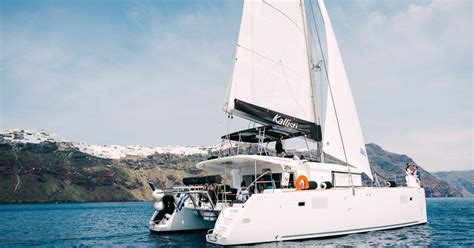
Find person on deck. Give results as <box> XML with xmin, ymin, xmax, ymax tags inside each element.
<box><xmin>412</xmin><ymin>164</ymin><xmax>421</xmax><ymax>186</ymax></box>
<box><xmin>275</xmin><ymin>136</ymin><xmax>286</xmax><ymax>157</ymax></box>
<box><xmin>237</xmin><ymin>181</ymin><xmax>249</xmax><ymax>201</ymax></box>
<box><xmin>405</xmin><ymin>163</ymin><xmax>412</xmax><ymax>176</ymax></box>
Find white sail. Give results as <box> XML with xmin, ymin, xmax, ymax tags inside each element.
<box><xmin>319</xmin><ymin>0</ymin><xmax>372</xmax><ymax>179</ymax></box>
<box><xmin>225</xmin><ymin>0</ymin><xmax>316</xmax><ymax>126</ymax></box>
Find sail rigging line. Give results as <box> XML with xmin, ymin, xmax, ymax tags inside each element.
<box><xmin>280</xmin><ymin>64</ymin><xmax>306</xmax><ymax>114</ymax></box>
<box><xmin>224</xmin><ymin>46</ymin><xmax>238</xmax><ymax>109</ymax></box>
<box><xmin>247</xmin><ymin>52</ymin><xmax>281</xmax><ymax>100</ymax></box>
<box><xmin>236</xmin><ymin>44</ymin><xmax>311</xmax><ymax>83</ymax></box>
<box><xmin>251</xmin><ymin>0</ymin><xmax>254</xmax><ymax>102</ymax></box>
<box><xmin>304</xmin><ymin>0</ymin><xmax>326</xmax><ymax>160</ymax></box>
<box><xmin>318</xmin><ymin>62</ymin><xmax>325</xmax><ymax>162</ymax></box>
<box><xmin>226</xmin><ymin>114</ymin><xmax>234</xmax><ymax>156</ymax></box>
<box><xmin>309</xmin><ymin>0</ymin><xmax>355</xmax><ymax>194</ymax></box>
<box><xmin>234</xmin><ymin>45</ymin><xmax>308</xmax><ymax>116</ymax></box>
<box><xmin>236</xmin><ymin>44</ymin><xmax>279</xmax><ymax>64</ymax></box>
<box><xmin>300</xmin><ymin>0</ymin><xmax>321</xmax><ymax>158</ymax></box>
<box><xmin>262</xmin><ymin>0</ymin><xmax>305</xmax><ymax>33</ymax></box>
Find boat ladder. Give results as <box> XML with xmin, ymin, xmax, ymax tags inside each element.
<box><xmin>212</xmin><ymin>207</ymin><xmax>241</xmax><ymax>237</ymax></box>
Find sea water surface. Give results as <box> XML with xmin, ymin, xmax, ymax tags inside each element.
<box><xmin>0</xmin><ymin>198</ymin><xmax>472</xmax><ymax>247</ymax></box>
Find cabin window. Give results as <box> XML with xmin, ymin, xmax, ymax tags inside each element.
<box><xmin>241</xmin><ymin>172</ymin><xmax>292</xmax><ymax>192</ymax></box>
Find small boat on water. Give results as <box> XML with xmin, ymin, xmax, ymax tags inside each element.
<box><xmin>149</xmin><ymin>0</ymin><xmax>427</xmax><ymax>245</ymax></box>
<box><xmin>148</xmin><ymin>175</ymin><xmax>225</xmax><ymax>232</ymax></box>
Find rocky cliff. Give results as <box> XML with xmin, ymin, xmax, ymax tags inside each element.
<box><xmin>365</xmin><ymin>143</ymin><xmax>462</xmax><ymax>197</ymax></box>
<box><xmin>0</xmin><ymin>129</ymin><xmax>463</xmax><ymax>203</ymax></box>
<box><xmin>433</xmin><ymin>170</ymin><xmax>474</xmax><ymax>197</ymax></box>
<box><xmin>0</xmin><ymin>141</ymin><xmax>208</xmax><ymax>203</ymax></box>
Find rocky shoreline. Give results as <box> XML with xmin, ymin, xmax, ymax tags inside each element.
<box><xmin>0</xmin><ymin>129</ymin><xmax>467</xmax><ymax>204</ymax></box>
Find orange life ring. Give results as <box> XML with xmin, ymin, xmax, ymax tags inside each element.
<box><xmin>295</xmin><ymin>175</ymin><xmax>309</xmax><ymax>190</ymax></box>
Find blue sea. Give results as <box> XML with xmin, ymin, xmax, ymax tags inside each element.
<box><xmin>0</xmin><ymin>198</ymin><xmax>472</xmax><ymax>247</ymax></box>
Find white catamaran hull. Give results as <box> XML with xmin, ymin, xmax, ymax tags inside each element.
<box><xmin>149</xmin><ymin>207</ymin><xmax>215</xmax><ymax>232</ymax></box>
<box><xmin>207</xmin><ymin>187</ymin><xmax>427</xmax><ymax>245</ymax></box>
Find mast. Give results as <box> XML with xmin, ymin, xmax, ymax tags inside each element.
<box><xmin>300</xmin><ymin>0</ymin><xmax>324</xmax><ymax>161</ymax></box>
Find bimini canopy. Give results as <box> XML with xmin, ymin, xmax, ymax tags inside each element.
<box><xmin>197</xmin><ymin>155</ymin><xmax>297</xmax><ymax>173</ymax></box>
<box><xmin>196</xmin><ymin>154</ymin><xmax>363</xmax><ymax>175</ymax></box>
<box><xmin>221</xmin><ymin>125</ymin><xmax>304</xmax><ymax>143</ymax></box>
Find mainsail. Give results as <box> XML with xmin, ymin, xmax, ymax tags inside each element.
<box><xmin>224</xmin><ymin>0</ymin><xmax>321</xmax><ymax>141</ymax></box>
<box><xmin>224</xmin><ymin>0</ymin><xmax>372</xmax><ymax>179</ymax></box>
<box><xmin>318</xmin><ymin>0</ymin><xmax>373</xmax><ymax>179</ymax></box>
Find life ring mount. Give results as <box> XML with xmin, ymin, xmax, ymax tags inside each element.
<box><xmin>295</xmin><ymin>175</ymin><xmax>309</xmax><ymax>190</ymax></box>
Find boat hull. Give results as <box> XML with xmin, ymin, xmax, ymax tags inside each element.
<box><xmin>149</xmin><ymin>207</ymin><xmax>215</xmax><ymax>233</ymax></box>
<box><xmin>206</xmin><ymin>187</ymin><xmax>427</xmax><ymax>245</ymax></box>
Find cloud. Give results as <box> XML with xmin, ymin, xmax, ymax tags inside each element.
<box><xmin>1</xmin><ymin>1</ymin><xmax>242</xmax><ymax>146</ymax></box>
<box><xmin>381</xmin><ymin>124</ymin><xmax>473</xmax><ymax>171</ymax></box>
<box><xmin>325</xmin><ymin>0</ymin><xmax>472</xmax><ymax>171</ymax></box>
<box><xmin>1</xmin><ymin>0</ymin><xmax>471</xmax><ymax>172</ymax></box>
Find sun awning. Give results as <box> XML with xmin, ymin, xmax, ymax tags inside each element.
<box><xmin>196</xmin><ymin>155</ymin><xmax>295</xmax><ymax>172</ymax></box>
<box><xmin>221</xmin><ymin>125</ymin><xmax>305</xmax><ymax>143</ymax></box>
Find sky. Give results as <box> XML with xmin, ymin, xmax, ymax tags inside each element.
<box><xmin>0</xmin><ymin>0</ymin><xmax>472</xmax><ymax>172</ymax></box>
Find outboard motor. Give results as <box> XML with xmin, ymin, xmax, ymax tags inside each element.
<box><xmin>152</xmin><ymin>190</ymin><xmax>175</xmax><ymax>224</ymax></box>
<box><xmin>148</xmin><ymin>181</ymin><xmax>156</xmax><ymax>191</ymax></box>
<box><xmin>152</xmin><ymin>189</ymin><xmax>164</xmax><ymax>202</ymax></box>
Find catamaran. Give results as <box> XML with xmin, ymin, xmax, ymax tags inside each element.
<box><xmin>149</xmin><ymin>0</ymin><xmax>427</xmax><ymax>245</ymax></box>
